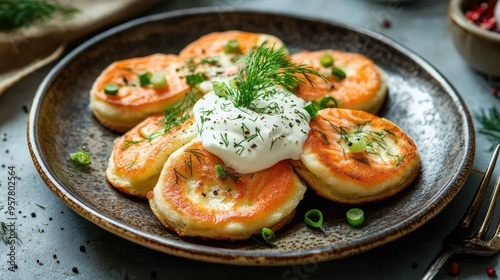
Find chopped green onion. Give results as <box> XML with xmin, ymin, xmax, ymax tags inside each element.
<box><xmin>317</xmin><ymin>96</ymin><xmax>338</xmax><ymax>109</ymax></box>
<box><xmin>150</xmin><ymin>72</ymin><xmax>167</xmax><ymax>89</ymax></box>
<box><xmin>304</xmin><ymin>209</ymin><xmax>323</xmax><ymax>228</ymax></box>
<box><xmin>346</xmin><ymin>208</ymin><xmax>364</xmax><ymax>227</ymax></box>
<box><xmin>215</xmin><ymin>164</ymin><xmax>226</xmax><ymax>178</ymax></box>
<box><xmin>223</xmin><ymin>39</ymin><xmax>240</xmax><ymax>54</ymax></box>
<box><xmin>69</xmin><ymin>150</ymin><xmax>91</xmax><ymax>165</ymax></box>
<box><xmin>304</xmin><ymin>101</ymin><xmax>320</xmax><ymax>118</ymax></box>
<box><xmin>346</xmin><ymin>136</ymin><xmax>367</xmax><ymax>153</ymax></box>
<box><xmin>186</xmin><ymin>72</ymin><xmax>207</xmax><ymax>86</ymax></box>
<box><xmin>103</xmin><ymin>83</ymin><xmax>119</xmax><ymax>95</ymax></box>
<box><xmin>260</xmin><ymin>228</ymin><xmax>276</xmax><ymax>245</ymax></box>
<box><xmin>139</xmin><ymin>71</ymin><xmax>152</xmax><ymax>86</ymax></box>
<box><xmin>320</xmin><ymin>54</ymin><xmax>334</xmax><ymax>67</ymax></box>
<box><xmin>331</xmin><ymin>67</ymin><xmax>346</xmax><ymax>80</ymax></box>
<box><xmin>228</xmin><ymin>78</ymin><xmax>238</xmax><ymax>89</ymax></box>
<box><xmin>212</xmin><ymin>81</ymin><xmax>230</xmax><ymax>97</ymax></box>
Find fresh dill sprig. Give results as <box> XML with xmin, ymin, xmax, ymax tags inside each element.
<box><xmin>475</xmin><ymin>107</ymin><xmax>500</xmax><ymax>150</ymax></box>
<box><xmin>0</xmin><ymin>0</ymin><xmax>78</xmax><ymax>30</ymax></box>
<box><xmin>227</xmin><ymin>42</ymin><xmax>325</xmax><ymax>109</ymax></box>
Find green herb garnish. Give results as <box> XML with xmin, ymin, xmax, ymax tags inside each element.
<box><xmin>0</xmin><ymin>0</ymin><xmax>78</xmax><ymax>30</ymax></box>
<box><xmin>475</xmin><ymin>107</ymin><xmax>500</xmax><ymax>150</ymax></box>
<box><xmin>251</xmin><ymin>227</ymin><xmax>276</xmax><ymax>246</ymax></box>
<box><xmin>69</xmin><ymin>150</ymin><xmax>91</xmax><ymax>165</ymax></box>
<box><xmin>186</xmin><ymin>72</ymin><xmax>207</xmax><ymax>86</ymax></box>
<box><xmin>304</xmin><ymin>209</ymin><xmax>323</xmax><ymax>228</ymax></box>
<box><xmin>225</xmin><ymin>42</ymin><xmax>325</xmax><ymax>110</ymax></box>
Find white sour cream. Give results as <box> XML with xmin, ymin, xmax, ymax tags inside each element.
<box><xmin>193</xmin><ymin>87</ymin><xmax>311</xmax><ymax>173</ymax></box>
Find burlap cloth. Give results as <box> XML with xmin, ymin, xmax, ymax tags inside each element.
<box><xmin>0</xmin><ymin>0</ymin><xmax>162</xmax><ymax>95</ymax></box>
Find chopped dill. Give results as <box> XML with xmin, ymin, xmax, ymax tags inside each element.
<box><xmin>350</xmin><ymin>156</ymin><xmax>371</xmax><ymax>166</ymax></box>
<box><xmin>224</xmin><ymin>42</ymin><xmax>325</xmax><ymax>110</ymax></box>
<box><xmin>219</xmin><ymin>133</ymin><xmax>229</xmax><ymax>147</ymax></box>
<box><xmin>173</xmin><ymin>168</ymin><xmax>186</xmax><ymax>184</ymax></box>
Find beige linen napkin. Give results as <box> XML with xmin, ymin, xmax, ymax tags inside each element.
<box><xmin>0</xmin><ymin>0</ymin><xmax>162</xmax><ymax>95</ymax></box>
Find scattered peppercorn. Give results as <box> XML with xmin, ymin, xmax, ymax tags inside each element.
<box><xmin>381</xmin><ymin>18</ymin><xmax>392</xmax><ymax>28</ymax></box>
<box><xmin>72</xmin><ymin>267</ymin><xmax>79</xmax><ymax>273</ymax></box>
<box><xmin>449</xmin><ymin>261</ymin><xmax>460</xmax><ymax>276</ymax></box>
<box><xmin>491</xmin><ymin>87</ymin><xmax>498</xmax><ymax>97</ymax></box>
<box><xmin>79</xmin><ymin>245</ymin><xmax>86</xmax><ymax>253</ymax></box>
<box><xmin>31</xmin><ymin>212</ymin><xmax>36</xmax><ymax>218</ymax></box>
<box><xmin>22</xmin><ymin>105</ymin><xmax>28</xmax><ymax>113</ymax></box>
<box><xmin>486</xmin><ymin>266</ymin><xmax>497</xmax><ymax>277</ymax></box>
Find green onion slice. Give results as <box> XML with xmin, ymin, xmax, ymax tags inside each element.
<box><xmin>69</xmin><ymin>150</ymin><xmax>91</xmax><ymax>165</ymax></box>
<box><xmin>103</xmin><ymin>83</ymin><xmax>119</xmax><ymax>95</ymax></box>
<box><xmin>346</xmin><ymin>136</ymin><xmax>367</xmax><ymax>153</ymax></box>
<box><xmin>215</xmin><ymin>164</ymin><xmax>226</xmax><ymax>178</ymax></box>
<box><xmin>346</xmin><ymin>208</ymin><xmax>364</xmax><ymax>227</ymax></box>
<box><xmin>304</xmin><ymin>101</ymin><xmax>320</xmax><ymax>118</ymax></box>
<box><xmin>212</xmin><ymin>81</ymin><xmax>230</xmax><ymax>97</ymax></box>
<box><xmin>317</xmin><ymin>96</ymin><xmax>338</xmax><ymax>109</ymax></box>
<box><xmin>223</xmin><ymin>39</ymin><xmax>240</xmax><ymax>54</ymax></box>
<box><xmin>304</xmin><ymin>209</ymin><xmax>323</xmax><ymax>228</ymax></box>
<box><xmin>150</xmin><ymin>72</ymin><xmax>167</xmax><ymax>89</ymax></box>
<box><xmin>319</xmin><ymin>54</ymin><xmax>334</xmax><ymax>67</ymax></box>
<box><xmin>260</xmin><ymin>228</ymin><xmax>276</xmax><ymax>245</ymax></box>
<box><xmin>228</xmin><ymin>78</ymin><xmax>238</xmax><ymax>89</ymax></box>
<box><xmin>331</xmin><ymin>67</ymin><xmax>346</xmax><ymax>80</ymax></box>
<box><xmin>138</xmin><ymin>71</ymin><xmax>152</xmax><ymax>86</ymax></box>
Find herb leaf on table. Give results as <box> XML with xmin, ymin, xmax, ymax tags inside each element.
<box><xmin>0</xmin><ymin>0</ymin><xmax>78</xmax><ymax>30</ymax></box>
<box><xmin>475</xmin><ymin>107</ymin><xmax>500</xmax><ymax>150</ymax></box>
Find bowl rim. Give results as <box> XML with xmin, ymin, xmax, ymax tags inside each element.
<box><xmin>449</xmin><ymin>0</ymin><xmax>500</xmax><ymax>42</ymax></box>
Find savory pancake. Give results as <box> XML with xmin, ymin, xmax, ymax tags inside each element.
<box><xmin>179</xmin><ymin>30</ymin><xmax>286</xmax><ymax>59</ymax></box>
<box><xmin>289</xmin><ymin>50</ymin><xmax>388</xmax><ymax>114</ymax></box>
<box><xmin>148</xmin><ymin>139</ymin><xmax>307</xmax><ymax>240</ymax></box>
<box><xmin>106</xmin><ymin>114</ymin><xmax>197</xmax><ymax>198</ymax></box>
<box><xmin>290</xmin><ymin>108</ymin><xmax>420</xmax><ymax>204</ymax></box>
<box><xmin>90</xmin><ymin>54</ymin><xmax>190</xmax><ymax>132</ymax></box>
<box><xmin>177</xmin><ymin>30</ymin><xmax>288</xmax><ymax>94</ymax></box>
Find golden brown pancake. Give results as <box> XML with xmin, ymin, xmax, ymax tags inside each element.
<box><xmin>290</xmin><ymin>108</ymin><xmax>420</xmax><ymax>204</ymax></box>
<box><xmin>148</xmin><ymin>139</ymin><xmax>307</xmax><ymax>240</ymax></box>
<box><xmin>106</xmin><ymin>114</ymin><xmax>197</xmax><ymax>198</ymax></box>
<box><xmin>90</xmin><ymin>54</ymin><xmax>190</xmax><ymax>132</ymax></box>
<box><xmin>179</xmin><ymin>30</ymin><xmax>286</xmax><ymax>59</ymax></box>
<box><xmin>289</xmin><ymin>50</ymin><xmax>388</xmax><ymax>114</ymax></box>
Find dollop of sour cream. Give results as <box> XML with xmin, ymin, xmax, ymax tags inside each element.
<box><xmin>193</xmin><ymin>87</ymin><xmax>311</xmax><ymax>173</ymax></box>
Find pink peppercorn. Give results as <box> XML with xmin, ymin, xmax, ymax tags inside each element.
<box><xmin>492</xmin><ymin>87</ymin><xmax>499</xmax><ymax>96</ymax></box>
<box><xmin>381</xmin><ymin>18</ymin><xmax>391</xmax><ymax>28</ymax></box>
<box><xmin>486</xmin><ymin>267</ymin><xmax>497</xmax><ymax>277</ymax></box>
<box><xmin>449</xmin><ymin>261</ymin><xmax>460</xmax><ymax>276</ymax></box>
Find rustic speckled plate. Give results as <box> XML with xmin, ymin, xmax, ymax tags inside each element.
<box><xmin>28</xmin><ymin>8</ymin><xmax>475</xmax><ymax>265</ymax></box>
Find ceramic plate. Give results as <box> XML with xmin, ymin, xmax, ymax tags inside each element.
<box><xmin>28</xmin><ymin>8</ymin><xmax>475</xmax><ymax>265</ymax></box>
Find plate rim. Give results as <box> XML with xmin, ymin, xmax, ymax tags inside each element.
<box><xmin>27</xmin><ymin>7</ymin><xmax>475</xmax><ymax>265</ymax></box>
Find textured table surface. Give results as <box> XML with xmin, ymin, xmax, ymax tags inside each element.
<box><xmin>1</xmin><ymin>0</ymin><xmax>499</xmax><ymax>279</ymax></box>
